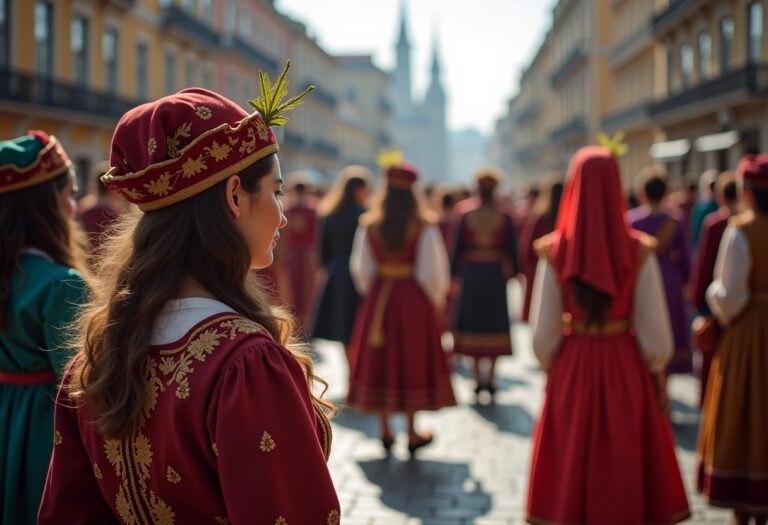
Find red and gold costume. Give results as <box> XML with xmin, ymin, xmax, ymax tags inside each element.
<box><xmin>39</xmin><ymin>67</ymin><xmax>340</xmax><ymax>524</ymax></box>
<box><xmin>526</xmin><ymin>147</ymin><xmax>689</xmax><ymax>525</ymax></box>
<box><xmin>280</xmin><ymin>196</ymin><xmax>319</xmax><ymax>327</ymax></box>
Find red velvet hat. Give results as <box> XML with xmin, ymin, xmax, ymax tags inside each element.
<box><xmin>0</xmin><ymin>131</ymin><xmax>72</xmax><ymax>194</ymax></box>
<box><xmin>386</xmin><ymin>162</ymin><xmax>419</xmax><ymax>189</ymax></box>
<box><xmin>103</xmin><ymin>61</ymin><xmax>313</xmax><ymax>211</ymax></box>
<box><xmin>738</xmin><ymin>154</ymin><xmax>768</xmax><ymax>189</ymax></box>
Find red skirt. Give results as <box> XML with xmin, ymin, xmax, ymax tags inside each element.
<box><xmin>347</xmin><ymin>277</ymin><xmax>456</xmax><ymax>412</ymax></box>
<box><xmin>527</xmin><ymin>333</ymin><xmax>690</xmax><ymax>525</ymax></box>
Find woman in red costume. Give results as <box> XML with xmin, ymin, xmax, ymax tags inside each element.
<box><xmin>38</xmin><ymin>63</ymin><xmax>340</xmax><ymax>525</ymax></box>
<box><xmin>526</xmin><ymin>146</ymin><xmax>690</xmax><ymax>525</ymax></box>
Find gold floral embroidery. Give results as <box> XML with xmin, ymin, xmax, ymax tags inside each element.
<box><xmin>104</xmin><ymin>440</ymin><xmax>124</xmax><ymax>476</ymax></box>
<box><xmin>465</xmin><ymin>206</ymin><xmax>504</xmax><ymax>247</ymax></box>
<box><xmin>54</xmin><ymin>431</ymin><xmax>63</xmax><ymax>445</ymax></box>
<box><xmin>238</xmin><ymin>128</ymin><xmax>257</xmax><ymax>155</ymax></box>
<box><xmin>327</xmin><ymin>509</ymin><xmax>340</xmax><ymax>525</ymax></box>
<box><xmin>259</xmin><ymin>431</ymin><xmax>276</xmax><ymax>452</ymax></box>
<box><xmin>158</xmin><ymin>329</ymin><xmax>224</xmax><ymax>399</ymax></box>
<box><xmin>121</xmin><ymin>187</ymin><xmax>145</xmax><ymax>200</ymax></box>
<box><xmin>166</xmin><ymin>466</ymin><xmax>181</xmax><ymax>484</ymax></box>
<box><xmin>275</xmin><ymin>517</ymin><xmax>287</xmax><ymax>525</ymax></box>
<box><xmin>93</xmin><ymin>463</ymin><xmax>103</xmax><ymax>480</ymax></box>
<box><xmin>144</xmin><ymin>171</ymin><xmax>172</xmax><ymax>196</ymax></box>
<box><xmin>115</xmin><ymin>486</ymin><xmax>134</xmax><ymax>524</ymax></box>
<box><xmin>205</xmin><ymin>141</ymin><xmax>232</xmax><ymax>162</ymax></box>
<box><xmin>219</xmin><ymin>318</ymin><xmax>269</xmax><ymax>339</ymax></box>
<box><xmin>195</xmin><ymin>105</ymin><xmax>212</xmax><ymax>120</ymax></box>
<box><xmin>254</xmin><ymin>116</ymin><xmax>269</xmax><ymax>141</ymax></box>
<box><xmin>181</xmin><ymin>154</ymin><xmax>207</xmax><ymax>178</ymax></box>
<box><xmin>166</xmin><ymin>122</ymin><xmax>192</xmax><ymax>158</ymax></box>
<box><xmin>147</xmin><ymin>137</ymin><xmax>157</xmax><ymax>155</ymax></box>
<box><xmin>212</xmin><ymin>442</ymin><xmax>220</xmax><ymax>457</ymax></box>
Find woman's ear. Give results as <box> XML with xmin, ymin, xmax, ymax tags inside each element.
<box><xmin>225</xmin><ymin>175</ymin><xmax>243</xmax><ymax>218</ymax></box>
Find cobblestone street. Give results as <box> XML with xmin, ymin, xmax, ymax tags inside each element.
<box><xmin>315</xmin><ymin>287</ymin><xmax>732</xmax><ymax>525</ymax></box>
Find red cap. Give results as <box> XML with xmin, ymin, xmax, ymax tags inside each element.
<box><xmin>386</xmin><ymin>162</ymin><xmax>419</xmax><ymax>189</ymax></box>
<box><xmin>738</xmin><ymin>154</ymin><xmax>768</xmax><ymax>189</ymax></box>
<box><xmin>102</xmin><ymin>88</ymin><xmax>278</xmax><ymax>211</ymax></box>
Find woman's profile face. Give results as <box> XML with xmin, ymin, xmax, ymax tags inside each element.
<box><xmin>58</xmin><ymin>170</ymin><xmax>78</xmax><ymax>220</ymax></box>
<box><xmin>234</xmin><ymin>158</ymin><xmax>287</xmax><ymax>269</ymax></box>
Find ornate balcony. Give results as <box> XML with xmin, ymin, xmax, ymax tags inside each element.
<box><xmin>601</xmin><ymin>101</ymin><xmax>651</xmax><ymax>132</ymax></box>
<box><xmin>652</xmin><ymin>0</ymin><xmax>707</xmax><ymax>37</ymax></box>
<box><xmin>550</xmin><ymin>117</ymin><xmax>587</xmax><ymax>143</ymax></box>
<box><xmin>224</xmin><ymin>35</ymin><xmax>277</xmax><ymax>73</ymax></box>
<box><xmin>550</xmin><ymin>45</ymin><xmax>587</xmax><ymax>88</ymax></box>
<box><xmin>160</xmin><ymin>5</ymin><xmax>219</xmax><ymax>51</ymax></box>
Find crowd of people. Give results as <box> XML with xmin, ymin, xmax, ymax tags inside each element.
<box><xmin>0</xmin><ymin>66</ymin><xmax>766</xmax><ymax>525</ymax></box>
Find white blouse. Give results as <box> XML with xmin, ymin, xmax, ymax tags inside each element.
<box><xmin>151</xmin><ymin>297</ymin><xmax>235</xmax><ymax>346</ymax></box>
<box><xmin>350</xmin><ymin>224</ymin><xmax>450</xmax><ymax>307</ymax></box>
<box><xmin>530</xmin><ymin>255</ymin><xmax>673</xmax><ymax>373</ymax></box>
<box><xmin>706</xmin><ymin>225</ymin><xmax>752</xmax><ymax>325</ymax></box>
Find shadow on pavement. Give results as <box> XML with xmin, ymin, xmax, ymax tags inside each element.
<box><xmin>358</xmin><ymin>457</ymin><xmax>491</xmax><ymax>522</ymax></box>
<box><xmin>471</xmin><ymin>402</ymin><xmax>534</xmax><ymax>437</ymax></box>
<box><xmin>669</xmin><ymin>398</ymin><xmax>701</xmax><ymax>452</ymax></box>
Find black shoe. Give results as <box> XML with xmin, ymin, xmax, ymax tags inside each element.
<box><xmin>381</xmin><ymin>435</ymin><xmax>394</xmax><ymax>454</ymax></box>
<box><xmin>407</xmin><ymin>433</ymin><xmax>434</xmax><ymax>458</ymax></box>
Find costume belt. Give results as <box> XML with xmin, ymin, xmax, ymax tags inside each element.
<box><xmin>563</xmin><ymin>316</ymin><xmax>632</xmax><ymax>336</ymax></box>
<box><xmin>369</xmin><ymin>263</ymin><xmax>415</xmax><ymax>347</ymax></box>
<box><xmin>0</xmin><ymin>370</ymin><xmax>57</xmax><ymax>385</ymax></box>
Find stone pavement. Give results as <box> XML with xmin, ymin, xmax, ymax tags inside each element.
<box><xmin>313</xmin><ymin>292</ymin><xmax>732</xmax><ymax>524</ymax></box>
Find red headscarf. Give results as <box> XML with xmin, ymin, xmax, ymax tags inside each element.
<box><xmin>550</xmin><ymin>146</ymin><xmax>638</xmax><ymax>297</ymax></box>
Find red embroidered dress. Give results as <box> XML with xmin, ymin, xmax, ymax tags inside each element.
<box><xmin>39</xmin><ymin>314</ymin><xmax>339</xmax><ymax>525</ymax></box>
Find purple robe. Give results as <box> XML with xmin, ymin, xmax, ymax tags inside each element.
<box><xmin>627</xmin><ymin>207</ymin><xmax>692</xmax><ymax>374</ymax></box>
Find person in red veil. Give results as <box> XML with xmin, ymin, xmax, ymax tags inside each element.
<box><xmin>526</xmin><ymin>146</ymin><xmax>690</xmax><ymax>525</ymax></box>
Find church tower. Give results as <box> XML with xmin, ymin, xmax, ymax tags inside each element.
<box><xmin>425</xmin><ymin>35</ymin><xmax>447</xmax><ymax>179</ymax></box>
<box><xmin>391</xmin><ymin>1</ymin><xmax>412</xmax><ymax>117</ymax></box>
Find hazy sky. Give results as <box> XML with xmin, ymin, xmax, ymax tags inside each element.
<box><xmin>275</xmin><ymin>0</ymin><xmax>557</xmax><ymax>135</ymax></box>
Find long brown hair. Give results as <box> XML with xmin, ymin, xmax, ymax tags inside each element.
<box><xmin>0</xmin><ymin>170</ymin><xmax>90</xmax><ymax>328</ymax></box>
<box><xmin>569</xmin><ymin>279</ymin><xmax>613</xmax><ymax>327</ymax></box>
<box><xmin>69</xmin><ymin>154</ymin><xmax>333</xmax><ymax>439</ymax></box>
<box><xmin>316</xmin><ymin>165</ymin><xmax>371</xmax><ymax>217</ymax></box>
<box><xmin>361</xmin><ymin>181</ymin><xmax>436</xmax><ymax>254</ymax></box>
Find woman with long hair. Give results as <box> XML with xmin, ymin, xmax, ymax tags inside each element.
<box><xmin>0</xmin><ymin>131</ymin><xmax>90</xmax><ymax>525</ymax></box>
<box><xmin>39</xmin><ymin>71</ymin><xmax>340</xmax><ymax>524</ymax></box>
<box><xmin>311</xmin><ymin>165</ymin><xmax>371</xmax><ymax>351</ymax></box>
<box><xmin>347</xmin><ymin>160</ymin><xmax>455</xmax><ymax>456</ymax></box>
<box><xmin>526</xmin><ymin>146</ymin><xmax>689</xmax><ymax>524</ymax></box>
<box><xmin>697</xmin><ymin>155</ymin><xmax>768</xmax><ymax>525</ymax></box>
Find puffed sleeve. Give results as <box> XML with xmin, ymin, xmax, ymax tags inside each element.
<box><xmin>350</xmin><ymin>225</ymin><xmax>376</xmax><ymax>295</ymax></box>
<box><xmin>530</xmin><ymin>258</ymin><xmax>563</xmax><ymax>369</ymax></box>
<box><xmin>42</xmin><ymin>269</ymin><xmax>89</xmax><ymax>380</ymax></box>
<box><xmin>38</xmin><ymin>371</ymin><xmax>119</xmax><ymax>524</ymax></box>
<box><xmin>706</xmin><ymin>225</ymin><xmax>752</xmax><ymax>325</ymax></box>
<box><xmin>206</xmin><ymin>341</ymin><xmax>340</xmax><ymax>525</ymax></box>
<box><xmin>414</xmin><ymin>224</ymin><xmax>450</xmax><ymax>306</ymax></box>
<box><xmin>632</xmin><ymin>255</ymin><xmax>674</xmax><ymax>373</ymax></box>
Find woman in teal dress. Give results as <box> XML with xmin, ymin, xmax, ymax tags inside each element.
<box><xmin>0</xmin><ymin>131</ymin><xmax>90</xmax><ymax>524</ymax></box>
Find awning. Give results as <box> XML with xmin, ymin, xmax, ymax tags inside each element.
<box><xmin>694</xmin><ymin>130</ymin><xmax>740</xmax><ymax>152</ymax></box>
<box><xmin>649</xmin><ymin>139</ymin><xmax>691</xmax><ymax>161</ymax></box>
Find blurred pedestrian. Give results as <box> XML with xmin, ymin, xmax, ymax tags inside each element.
<box><xmin>526</xmin><ymin>146</ymin><xmax>689</xmax><ymax>525</ymax></box>
<box><xmin>451</xmin><ymin>168</ymin><xmax>519</xmax><ymax>397</ymax></box>
<box><xmin>311</xmin><ymin>165</ymin><xmax>371</xmax><ymax>353</ymax></box>
<box><xmin>0</xmin><ymin>131</ymin><xmax>90</xmax><ymax>525</ymax></box>
<box><xmin>39</xmin><ymin>68</ymin><xmax>340</xmax><ymax>524</ymax></box>
<box><xmin>347</xmin><ymin>157</ymin><xmax>455</xmax><ymax>456</ymax></box>
<box><xmin>690</xmin><ymin>171</ymin><xmax>739</xmax><ymax>406</ymax></box>
<box><xmin>628</xmin><ymin>166</ymin><xmax>692</xmax><ymax>375</ymax></box>
<box><xmin>77</xmin><ymin>160</ymin><xmax>125</xmax><ymax>254</ymax></box>
<box><xmin>279</xmin><ymin>172</ymin><xmax>320</xmax><ymax>329</ymax></box>
<box><xmin>690</xmin><ymin>169</ymin><xmax>719</xmax><ymax>249</ymax></box>
<box><xmin>697</xmin><ymin>154</ymin><xmax>768</xmax><ymax>525</ymax></box>
<box><xmin>519</xmin><ymin>175</ymin><xmax>563</xmax><ymax>322</ymax></box>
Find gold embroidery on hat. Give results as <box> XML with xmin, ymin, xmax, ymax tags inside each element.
<box><xmin>93</xmin><ymin>463</ymin><xmax>103</xmax><ymax>479</ymax></box>
<box><xmin>259</xmin><ymin>431</ymin><xmax>276</xmax><ymax>452</ymax></box>
<box><xmin>166</xmin><ymin>466</ymin><xmax>181</xmax><ymax>484</ymax></box>
<box><xmin>181</xmin><ymin>154</ymin><xmax>207</xmax><ymax>179</ymax></box>
<box><xmin>205</xmin><ymin>141</ymin><xmax>232</xmax><ymax>162</ymax></box>
<box><xmin>238</xmin><ymin>127</ymin><xmax>257</xmax><ymax>155</ymax></box>
<box><xmin>148</xmin><ymin>137</ymin><xmax>157</xmax><ymax>155</ymax></box>
<box><xmin>195</xmin><ymin>105</ymin><xmax>212</xmax><ymax>120</ymax></box>
<box><xmin>167</xmin><ymin>122</ymin><xmax>192</xmax><ymax>158</ymax></box>
<box><xmin>327</xmin><ymin>509</ymin><xmax>340</xmax><ymax>525</ymax></box>
<box><xmin>254</xmin><ymin>116</ymin><xmax>269</xmax><ymax>141</ymax></box>
<box><xmin>54</xmin><ymin>430</ymin><xmax>63</xmax><ymax>445</ymax></box>
<box><xmin>121</xmin><ymin>187</ymin><xmax>146</xmax><ymax>200</ymax></box>
<box><xmin>144</xmin><ymin>171</ymin><xmax>172</xmax><ymax>196</ymax></box>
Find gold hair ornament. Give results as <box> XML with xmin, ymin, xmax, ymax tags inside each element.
<box><xmin>376</xmin><ymin>149</ymin><xmax>403</xmax><ymax>169</ymax></box>
<box><xmin>597</xmin><ymin>131</ymin><xmax>628</xmax><ymax>157</ymax></box>
<box><xmin>248</xmin><ymin>60</ymin><xmax>315</xmax><ymax>127</ymax></box>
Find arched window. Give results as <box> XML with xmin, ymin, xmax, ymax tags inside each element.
<box><xmin>698</xmin><ymin>31</ymin><xmax>712</xmax><ymax>80</ymax></box>
<box><xmin>748</xmin><ymin>2</ymin><xmax>764</xmax><ymax>62</ymax></box>
<box><xmin>720</xmin><ymin>17</ymin><xmax>734</xmax><ymax>72</ymax></box>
